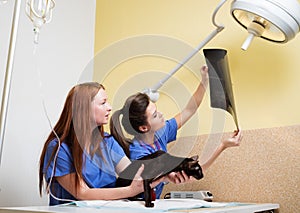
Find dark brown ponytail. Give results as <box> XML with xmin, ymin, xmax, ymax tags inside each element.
<box><xmin>110</xmin><ymin>109</ymin><xmax>131</xmax><ymax>157</ymax></box>
<box><xmin>110</xmin><ymin>93</ymin><xmax>150</xmax><ymax>157</ymax></box>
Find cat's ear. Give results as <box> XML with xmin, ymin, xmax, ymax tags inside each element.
<box><xmin>191</xmin><ymin>155</ymin><xmax>199</xmax><ymax>161</ymax></box>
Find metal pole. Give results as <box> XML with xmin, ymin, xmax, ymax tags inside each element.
<box><xmin>151</xmin><ymin>28</ymin><xmax>223</xmax><ymax>92</ymax></box>
<box><xmin>0</xmin><ymin>0</ymin><xmax>22</xmax><ymax>165</ymax></box>
<box><xmin>150</xmin><ymin>0</ymin><xmax>227</xmax><ymax>92</ymax></box>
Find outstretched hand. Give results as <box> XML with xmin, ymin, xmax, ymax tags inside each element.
<box><xmin>221</xmin><ymin>130</ymin><xmax>243</xmax><ymax>149</ymax></box>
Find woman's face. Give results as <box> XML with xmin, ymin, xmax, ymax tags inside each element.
<box><xmin>145</xmin><ymin>101</ymin><xmax>165</xmax><ymax>132</ymax></box>
<box><xmin>92</xmin><ymin>88</ymin><xmax>112</xmax><ymax>126</ymax></box>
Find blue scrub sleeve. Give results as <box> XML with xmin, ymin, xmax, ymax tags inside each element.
<box><xmin>155</xmin><ymin>118</ymin><xmax>178</xmax><ymax>145</ymax></box>
<box><xmin>44</xmin><ymin>140</ymin><xmax>75</xmax><ymax>181</ymax></box>
<box><xmin>107</xmin><ymin>136</ymin><xmax>127</xmax><ymax>167</ymax></box>
<box><xmin>165</xmin><ymin>118</ymin><xmax>178</xmax><ymax>143</ymax></box>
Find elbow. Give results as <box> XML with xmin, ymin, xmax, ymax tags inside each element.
<box><xmin>73</xmin><ymin>187</ymin><xmax>93</xmax><ymax>201</ymax></box>
<box><xmin>74</xmin><ymin>191</ymin><xmax>88</xmax><ymax>201</ymax></box>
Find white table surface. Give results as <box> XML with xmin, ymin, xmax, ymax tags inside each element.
<box><xmin>0</xmin><ymin>202</ymin><xmax>279</xmax><ymax>213</ymax></box>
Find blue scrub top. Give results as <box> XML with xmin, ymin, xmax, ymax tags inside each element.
<box><xmin>129</xmin><ymin>118</ymin><xmax>178</xmax><ymax>198</ymax></box>
<box><xmin>43</xmin><ymin>133</ymin><xmax>126</xmax><ymax>205</ymax></box>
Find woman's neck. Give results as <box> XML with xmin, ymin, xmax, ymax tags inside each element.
<box><xmin>138</xmin><ymin>133</ymin><xmax>155</xmax><ymax>146</ymax></box>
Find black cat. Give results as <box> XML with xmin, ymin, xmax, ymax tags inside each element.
<box><xmin>116</xmin><ymin>150</ymin><xmax>203</xmax><ymax>207</ymax></box>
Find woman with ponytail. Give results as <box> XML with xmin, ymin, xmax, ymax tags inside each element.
<box><xmin>110</xmin><ymin>65</ymin><xmax>243</xmax><ymax>199</ymax></box>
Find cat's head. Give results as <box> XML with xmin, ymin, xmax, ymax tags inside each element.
<box><xmin>182</xmin><ymin>155</ymin><xmax>204</xmax><ymax>180</ymax></box>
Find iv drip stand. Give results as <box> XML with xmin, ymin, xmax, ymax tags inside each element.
<box><xmin>0</xmin><ymin>0</ymin><xmax>22</xmax><ymax>165</ymax></box>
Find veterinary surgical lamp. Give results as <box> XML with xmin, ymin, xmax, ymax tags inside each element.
<box><xmin>0</xmin><ymin>0</ymin><xmax>55</xmax><ymax>165</ymax></box>
<box><xmin>232</xmin><ymin>0</ymin><xmax>300</xmax><ymax>50</ymax></box>
<box><xmin>145</xmin><ymin>0</ymin><xmax>300</xmax><ymax>102</ymax></box>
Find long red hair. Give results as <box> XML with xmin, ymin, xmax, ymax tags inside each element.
<box><xmin>39</xmin><ymin>82</ymin><xmax>105</xmax><ymax>196</ymax></box>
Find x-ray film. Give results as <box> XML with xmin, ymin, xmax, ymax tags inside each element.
<box><xmin>203</xmin><ymin>48</ymin><xmax>239</xmax><ymax>130</ymax></box>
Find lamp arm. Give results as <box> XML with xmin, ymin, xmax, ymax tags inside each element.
<box><xmin>150</xmin><ymin>0</ymin><xmax>227</xmax><ymax>93</ymax></box>
<box><xmin>151</xmin><ymin>28</ymin><xmax>223</xmax><ymax>92</ymax></box>
<box><xmin>212</xmin><ymin>0</ymin><xmax>228</xmax><ymax>29</ymax></box>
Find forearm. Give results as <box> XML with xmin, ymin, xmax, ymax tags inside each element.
<box><xmin>200</xmin><ymin>143</ymin><xmax>225</xmax><ymax>173</ymax></box>
<box><xmin>76</xmin><ymin>185</ymin><xmax>138</xmax><ymax>200</ymax></box>
<box><xmin>184</xmin><ymin>65</ymin><xmax>208</xmax><ymax>120</ymax></box>
<box><xmin>187</xmin><ymin>81</ymin><xmax>207</xmax><ymax>113</ymax></box>
<box><xmin>201</xmin><ymin>131</ymin><xmax>242</xmax><ymax>173</ymax></box>
<box><xmin>183</xmin><ymin>82</ymin><xmax>206</xmax><ymax>120</ymax></box>
<box><xmin>177</xmin><ymin>82</ymin><xmax>206</xmax><ymax>128</ymax></box>
<box><xmin>56</xmin><ymin>173</ymin><xmax>142</xmax><ymax>201</ymax></box>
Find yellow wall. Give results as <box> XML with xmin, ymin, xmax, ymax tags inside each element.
<box><xmin>93</xmin><ymin>2</ymin><xmax>300</xmax><ymax>212</ymax></box>
<box><xmin>94</xmin><ymin>0</ymin><xmax>300</xmax><ymax>136</ymax></box>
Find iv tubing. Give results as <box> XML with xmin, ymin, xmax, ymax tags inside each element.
<box><xmin>0</xmin><ymin>0</ymin><xmax>22</xmax><ymax>165</ymax></box>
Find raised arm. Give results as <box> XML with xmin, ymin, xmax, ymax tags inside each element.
<box><xmin>174</xmin><ymin>65</ymin><xmax>209</xmax><ymax>129</ymax></box>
